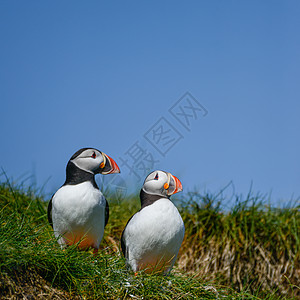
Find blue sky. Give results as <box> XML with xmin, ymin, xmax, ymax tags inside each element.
<box><xmin>0</xmin><ymin>1</ymin><xmax>299</xmax><ymax>206</ymax></box>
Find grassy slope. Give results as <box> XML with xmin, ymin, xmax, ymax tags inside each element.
<box><xmin>0</xmin><ymin>181</ymin><xmax>299</xmax><ymax>299</ymax></box>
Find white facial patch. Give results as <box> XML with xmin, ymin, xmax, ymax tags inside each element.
<box><xmin>71</xmin><ymin>149</ymin><xmax>104</xmax><ymax>173</ymax></box>
<box><xmin>142</xmin><ymin>170</ymin><xmax>169</xmax><ymax>196</ymax></box>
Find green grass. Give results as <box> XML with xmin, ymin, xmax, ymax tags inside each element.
<box><xmin>0</xmin><ymin>179</ymin><xmax>299</xmax><ymax>299</ymax></box>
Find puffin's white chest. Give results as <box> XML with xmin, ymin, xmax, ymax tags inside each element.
<box><xmin>124</xmin><ymin>198</ymin><xmax>185</xmax><ymax>273</ymax></box>
<box><xmin>51</xmin><ymin>181</ymin><xmax>105</xmax><ymax>248</ymax></box>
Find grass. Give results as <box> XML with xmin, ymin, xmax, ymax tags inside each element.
<box><xmin>178</xmin><ymin>191</ymin><xmax>300</xmax><ymax>297</ymax></box>
<box><xmin>0</xmin><ymin>179</ymin><xmax>299</xmax><ymax>299</ymax></box>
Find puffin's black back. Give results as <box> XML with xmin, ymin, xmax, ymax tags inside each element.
<box><xmin>121</xmin><ymin>214</ymin><xmax>134</xmax><ymax>257</ymax></box>
<box><xmin>47</xmin><ymin>196</ymin><xmax>53</xmax><ymax>228</ymax></box>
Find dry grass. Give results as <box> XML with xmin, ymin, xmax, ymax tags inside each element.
<box><xmin>178</xmin><ymin>239</ymin><xmax>299</xmax><ymax>296</ymax></box>
<box><xmin>177</xmin><ymin>192</ymin><xmax>300</xmax><ymax>298</ymax></box>
<box><xmin>0</xmin><ymin>270</ymin><xmax>74</xmax><ymax>299</ymax></box>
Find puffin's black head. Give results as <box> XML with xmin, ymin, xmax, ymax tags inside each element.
<box><xmin>68</xmin><ymin>148</ymin><xmax>120</xmax><ymax>175</ymax></box>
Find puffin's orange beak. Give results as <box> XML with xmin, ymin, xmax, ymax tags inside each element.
<box><xmin>172</xmin><ymin>174</ymin><xmax>183</xmax><ymax>194</ymax></box>
<box><xmin>101</xmin><ymin>153</ymin><xmax>120</xmax><ymax>174</ymax></box>
<box><xmin>167</xmin><ymin>173</ymin><xmax>183</xmax><ymax>195</ymax></box>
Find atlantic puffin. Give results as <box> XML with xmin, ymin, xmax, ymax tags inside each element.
<box><xmin>121</xmin><ymin>170</ymin><xmax>185</xmax><ymax>274</ymax></box>
<box><xmin>47</xmin><ymin>148</ymin><xmax>120</xmax><ymax>252</ymax></box>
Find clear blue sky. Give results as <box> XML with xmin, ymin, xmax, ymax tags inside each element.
<box><xmin>1</xmin><ymin>1</ymin><xmax>299</xmax><ymax>206</ymax></box>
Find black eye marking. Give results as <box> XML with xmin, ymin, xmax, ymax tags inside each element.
<box><xmin>91</xmin><ymin>152</ymin><xmax>96</xmax><ymax>159</ymax></box>
<box><xmin>154</xmin><ymin>173</ymin><xmax>159</xmax><ymax>180</ymax></box>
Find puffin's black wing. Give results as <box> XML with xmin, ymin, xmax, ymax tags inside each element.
<box><xmin>105</xmin><ymin>198</ymin><xmax>109</xmax><ymax>227</ymax></box>
<box><xmin>47</xmin><ymin>196</ymin><xmax>53</xmax><ymax>228</ymax></box>
<box><xmin>120</xmin><ymin>214</ymin><xmax>134</xmax><ymax>257</ymax></box>
<box><xmin>120</xmin><ymin>228</ymin><xmax>126</xmax><ymax>257</ymax></box>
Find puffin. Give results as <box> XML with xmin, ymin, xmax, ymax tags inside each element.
<box><xmin>47</xmin><ymin>148</ymin><xmax>120</xmax><ymax>253</ymax></box>
<box><xmin>121</xmin><ymin>170</ymin><xmax>185</xmax><ymax>274</ymax></box>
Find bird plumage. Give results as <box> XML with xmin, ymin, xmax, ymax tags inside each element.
<box><xmin>121</xmin><ymin>170</ymin><xmax>184</xmax><ymax>274</ymax></box>
<box><xmin>48</xmin><ymin>148</ymin><xmax>119</xmax><ymax>251</ymax></box>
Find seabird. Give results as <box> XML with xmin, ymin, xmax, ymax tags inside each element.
<box><xmin>121</xmin><ymin>170</ymin><xmax>185</xmax><ymax>274</ymax></box>
<box><xmin>48</xmin><ymin>147</ymin><xmax>120</xmax><ymax>253</ymax></box>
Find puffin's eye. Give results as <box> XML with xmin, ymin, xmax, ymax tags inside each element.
<box><xmin>91</xmin><ymin>152</ymin><xmax>96</xmax><ymax>159</ymax></box>
<box><xmin>154</xmin><ymin>173</ymin><xmax>159</xmax><ymax>180</ymax></box>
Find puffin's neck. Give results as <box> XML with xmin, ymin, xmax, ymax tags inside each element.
<box><xmin>64</xmin><ymin>161</ymin><xmax>98</xmax><ymax>189</ymax></box>
<box><xmin>139</xmin><ymin>189</ymin><xmax>167</xmax><ymax>209</ymax></box>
